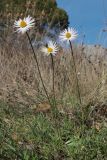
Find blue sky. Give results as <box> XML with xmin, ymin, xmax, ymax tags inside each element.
<box><xmin>57</xmin><ymin>0</ymin><xmax>107</xmax><ymax>46</ymax></box>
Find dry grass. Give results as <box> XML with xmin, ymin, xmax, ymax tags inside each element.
<box><xmin>0</xmin><ymin>1</ymin><xmax>107</xmax><ymax>112</ymax></box>
<box><xmin>0</xmin><ymin>39</ymin><xmax>107</xmax><ymax>111</ymax></box>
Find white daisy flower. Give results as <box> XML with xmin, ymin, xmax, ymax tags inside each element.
<box><xmin>59</xmin><ymin>27</ymin><xmax>78</xmax><ymax>42</ymax></box>
<box><xmin>41</xmin><ymin>41</ymin><xmax>59</xmax><ymax>56</ymax></box>
<box><xmin>14</xmin><ymin>15</ymin><xmax>35</xmax><ymax>34</ymax></box>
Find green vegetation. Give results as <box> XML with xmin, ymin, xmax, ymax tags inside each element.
<box><xmin>0</xmin><ymin>100</ymin><xmax>107</xmax><ymax>160</ymax></box>
<box><xmin>0</xmin><ymin>0</ymin><xmax>69</xmax><ymax>30</ymax></box>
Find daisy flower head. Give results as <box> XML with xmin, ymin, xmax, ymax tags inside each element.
<box><xmin>41</xmin><ymin>41</ymin><xmax>59</xmax><ymax>56</ymax></box>
<box><xmin>59</xmin><ymin>27</ymin><xmax>78</xmax><ymax>42</ymax></box>
<box><xmin>14</xmin><ymin>15</ymin><xmax>35</xmax><ymax>34</ymax></box>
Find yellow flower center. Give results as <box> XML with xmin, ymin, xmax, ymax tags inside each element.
<box><xmin>47</xmin><ymin>47</ymin><xmax>53</xmax><ymax>53</ymax></box>
<box><xmin>20</xmin><ymin>20</ymin><xmax>27</xmax><ymax>28</ymax></box>
<box><xmin>66</xmin><ymin>32</ymin><xmax>71</xmax><ymax>39</ymax></box>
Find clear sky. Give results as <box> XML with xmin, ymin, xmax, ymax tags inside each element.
<box><xmin>57</xmin><ymin>0</ymin><xmax>107</xmax><ymax>46</ymax></box>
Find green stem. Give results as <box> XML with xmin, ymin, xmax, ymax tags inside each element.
<box><xmin>26</xmin><ymin>32</ymin><xmax>51</xmax><ymax>106</ymax></box>
<box><xmin>50</xmin><ymin>54</ymin><xmax>56</xmax><ymax>108</ymax></box>
<box><xmin>69</xmin><ymin>40</ymin><xmax>82</xmax><ymax>104</ymax></box>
